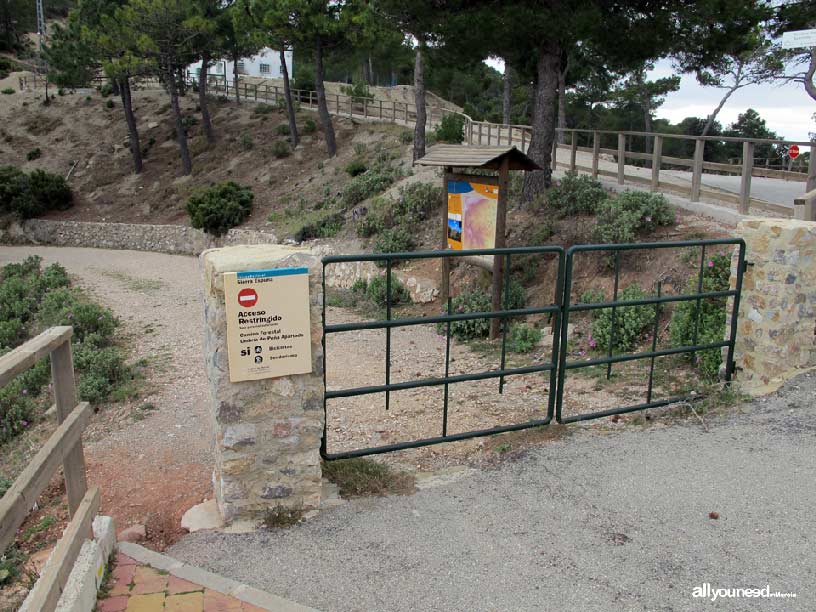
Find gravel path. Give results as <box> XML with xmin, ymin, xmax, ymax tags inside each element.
<box><xmin>170</xmin><ymin>373</ymin><xmax>816</xmax><ymax>612</ymax></box>
<box><xmin>0</xmin><ymin>246</ymin><xmax>212</xmax><ymax>546</ymax></box>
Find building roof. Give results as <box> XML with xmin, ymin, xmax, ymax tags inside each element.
<box><xmin>414</xmin><ymin>145</ymin><xmax>541</xmax><ymax>171</ymax></box>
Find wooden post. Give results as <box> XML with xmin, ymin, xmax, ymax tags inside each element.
<box><xmin>50</xmin><ymin>340</ymin><xmax>87</xmax><ymax>517</ymax></box>
<box><xmin>521</xmin><ymin>129</ymin><xmax>527</xmax><ymax>152</ymax></box>
<box><xmin>274</xmin><ymin>86</ymin><xmax>279</xmax><ymax>104</ymax></box>
<box><xmin>651</xmin><ymin>135</ymin><xmax>663</xmax><ymax>192</ymax></box>
<box><xmin>740</xmin><ymin>141</ymin><xmax>754</xmax><ymax>214</ymax></box>
<box><xmin>404</xmin><ymin>102</ymin><xmax>408</xmax><ymax>123</ymax></box>
<box><xmin>253</xmin><ymin>84</ymin><xmax>257</xmax><ymax>101</ymax></box>
<box><xmin>441</xmin><ymin>167</ymin><xmax>452</xmax><ymax>304</ymax></box>
<box><xmin>392</xmin><ymin>101</ymin><xmax>396</xmax><ymax>123</ymax></box>
<box><xmin>570</xmin><ymin>131</ymin><xmax>578</xmax><ymax>172</ymax></box>
<box><xmin>691</xmin><ymin>138</ymin><xmax>704</xmax><ymax>202</ymax></box>
<box><xmin>617</xmin><ymin>133</ymin><xmax>626</xmax><ymax>185</ymax></box>
<box><xmin>808</xmin><ymin>141</ymin><xmax>816</xmax><ymax>193</ymax></box>
<box><xmin>592</xmin><ymin>131</ymin><xmax>600</xmax><ymax>179</ymax></box>
<box><xmin>487</xmin><ymin>123</ymin><xmax>491</xmax><ymax>145</ymax></box>
<box><xmin>363</xmin><ymin>98</ymin><xmax>368</xmax><ymax>118</ymax></box>
<box><xmin>379</xmin><ymin>99</ymin><xmax>383</xmax><ymax>119</ymax></box>
<box><xmin>552</xmin><ymin>137</ymin><xmax>558</xmax><ymax>170</ymax></box>
<box><xmin>490</xmin><ymin>158</ymin><xmax>511</xmax><ymax>340</ymax></box>
<box><xmin>478</xmin><ymin>123</ymin><xmax>483</xmax><ymax>145</ymax></box>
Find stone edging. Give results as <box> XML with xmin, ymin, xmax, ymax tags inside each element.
<box><xmin>0</xmin><ymin>219</ymin><xmax>279</xmax><ymax>256</ymax></box>
<box><xmin>117</xmin><ymin>542</ymin><xmax>319</xmax><ymax>612</ymax></box>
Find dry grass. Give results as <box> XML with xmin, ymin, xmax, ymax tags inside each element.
<box><xmin>322</xmin><ymin>457</ymin><xmax>416</xmax><ymax>498</ymax></box>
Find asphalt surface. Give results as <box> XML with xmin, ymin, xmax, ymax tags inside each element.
<box><xmin>170</xmin><ymin>373</ymin><xmax>815</xmax><ymax>612</ymax></box>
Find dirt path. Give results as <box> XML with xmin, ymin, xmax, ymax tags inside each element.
<box><xmin>0</xmin><ymin>246</ymin><xmax>211</xmax><ymax>548</ymax></box>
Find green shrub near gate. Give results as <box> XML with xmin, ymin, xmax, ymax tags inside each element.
<box><xmin>365</xmin><ymin>273</ymin><xmax>411</xmax><ymax>307</ymax></box>
<box><xmin>547</xmin><ymin>171</ymin><xmax>608</xmax><ymax>217</ymax></box>
<box><xmin>437</xmin><ymin>282</ymin><xmax>525</xmax><ymax>341</ymax></box>
<box><xmin>589</xmin><ymin>283</ymin><xmax>654</xmax><ymax>354</ymax></box>
<box><xmin>669</xmin><ymin>252</ymin><xmax>731</xmax><ymax>379</ymax></box>
<box><xmin>508</xmin><ymin>323</ymin><xmax>542</xmax><ymax>353</ymax></box>
<box><xmin>593</xmin><ymin>190</ymin><xmax>675</xmax><ymax>245</ymax></box>
<box><xmin>186</xmin><ymin>181</ymin><xmax>253</xmax><ymax>236</ymax></box>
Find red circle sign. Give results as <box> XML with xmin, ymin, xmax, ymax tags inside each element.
<box><xmin>789</xmin><ymin>144</ymin><xmax>800</xmax><ymax>159</ymax></box>
<box><xmin>237</xmin><ymin>288</ymin><xmax>258</xmax><ymax>308</ymax></box>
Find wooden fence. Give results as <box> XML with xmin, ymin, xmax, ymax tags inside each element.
<box><xmin>0</xmin><ymin>327</ymin><xmax>99</xmax><ymax>612</ymax></box>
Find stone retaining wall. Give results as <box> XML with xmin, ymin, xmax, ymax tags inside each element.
<box><xmin>729</xmin><ymin>218</ymin><xmax>816</xmax><ymax>394</ymax></box>
<box><xmin>1</xmin><ymin>219</ymin><xmax>278</xmax><ymax>255</ymax></box>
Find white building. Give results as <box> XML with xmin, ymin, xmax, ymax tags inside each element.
<box><xmin>187</xmin><ymin>48</ymin><xmax>293</xmax><ymax>81</ymax></box>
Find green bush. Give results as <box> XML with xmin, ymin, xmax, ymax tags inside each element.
<box><xmin>589</xmin><ymin>283</ymin><xmax>654</xmax><ymax>353</ymax></box>
<box><xmin>365</xmin><ymin>273</ymin><xmax>411</xmax><ymax>307</ymax></box>
<box><xmin>252</xmin><ymin>103</ymin><xmax>275</xmax><ymax>115</ymax></box>
<box><xmin>37</xmin><ymin>291</ymin><xmax>117</xmax><ymax>342</ymax></box>
<box><xmin>272</xmin><ymin>141</ymin><xmax>290</xmax><ymax>158</ymax></box>
<box><xmin>0</xmin><ymin>546</ymin><xmax>26</xmax><ymax>587</ymax></box>
<box><xmin>372</xmin><ymin>228</ymin><xmax>415</xmax><ymax>266</ymax></box>
<box><xmin>105</xmin><ymin>99</ymin><xmax>114</xmax><ymax>109</ymax></box>
<box><xmin>1</xmin><ymin>88</ymin><xmax>14</xmax><ymax>95</ymax></box>
<box><xmin>399</xmin><ymin>129</ymin><xmax>413</xmax><ymax>144</ymax></box>
<box><xmin>275</xmin><ymin>123</ymin><xmax>290</xmax><ymax>136</ymax></box>
<box><xmin>99</xmin><ymin>82</ymin><xmax>114</xmax><ymax>97</ymax></box>
<box><xmin>239</xmin><ymin>133</ymin><xmax>253</xmax><ymax>151</ymax></box>
<box><xmin>293</xmin><ymin>212</ymin><xmax>344</xmax><ymax>242</ymax></box>
<box><xmin>345</xmin><ymin>158</ymin><xmax>368</xmax><ymax>177</ymax></box>
<box><xmin>73</xmin><ymin>344</ymin><xmax>128</xmax><ymax>404</ymax></box>
<box><xmin>548</xmin><ymin>171</ymin><xmax>607</xmax><ymax>216</ymax></box>
<box><xmin>355</xmin><ymin>209</ymin><xmax>385</xmax><ymax>238</ymax></box>
<box><xmin>438</xmin><ymin>288</ymin><xmax>492</xmax><ymax>340</ymax></box>
<box><xmin>342</xmin><ymin>167</ymin><xmax>397</xmax><ymax>207</ymax></box>
<box><xmin>669</xmin><ymin>252</ymin><xmax>731</xmax><ymax>379</ymax></box>
<box><xmin>391</xmin><ymin>182</ymin><xmax>441</xmax><ymax>222</ymax></box>
<box><xmin>186</xmin><ymin>181</ymin><xmax>254</xmax><ymax>236</ymax></box>
<box><xmin>593</xmin><ymin>190</ymin><xmax>675</xmax><ymax>245</ymax></box>
<box><xmin>0</xmin><ymin>167</ymin><xmax>73</xmax><ymax>218</ymax></box>
<box><xmin>340</xmin><ymin>81</ymin><xmax>371</xmax><ymax>103</ymax></box>
<box><xmin>0</xmin><ymin>381</ymin><xmax>36</xmax><ymax>444</ymax></box>
<box><xmin>26</xmin><ymin>147</ymin><xmax>41</xmax><ymax>161</ymax></box>
<box><xmin>508</xmin><ymin>323</ymin><xmax>542</xmax><ymax>353</ymax></box>
<box><xmin>0</xmin><ymin>474</ymin><xmax>11</xmax><ymax>498</ymax></box>
<box><xmin>434</xmin><ymin>114</ymin><xmax>465</xmax><ymax>144</ymax></box>
<box><xmin>303</xmin><ymin>118</ymin><xmax>317</xmax><ymax>134</ymax></box>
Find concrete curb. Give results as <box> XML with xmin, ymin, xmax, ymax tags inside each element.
<box><xmin>117</xmin><ymin>542</ymin><xmax>320</xmax><ymax>612</ymax></box>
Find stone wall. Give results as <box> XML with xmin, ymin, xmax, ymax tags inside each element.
<box><xmin>1</xmin><ymin>219</ymin><xmax>278</xmax><ymax>255</ymax></box>
<box><xmin>200</xmin><ymin>245</ymin><xmax>324</xmax><ymax>523</ymax></box>
<box><xmin>729</xmin><ymin>218</ymin><xmax>816</xmax><ymax>394</ymax></box>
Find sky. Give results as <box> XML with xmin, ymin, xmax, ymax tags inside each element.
<box><xmin>485</xmin><ymin>57</ymin><xmax>815</xmax><ymax>142</ymax></box>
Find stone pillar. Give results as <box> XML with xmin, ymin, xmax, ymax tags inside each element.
<box><xmin>200</xmin><ymin>245</ymin><xmax>324</xmax><ymax>523</ymax></box>
<box><xmin>728</xmin><ymin>219</ymin><xmax>816</xmax><ymax>395</ymax></box>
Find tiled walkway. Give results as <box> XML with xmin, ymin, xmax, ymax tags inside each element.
<box><xmin>98</xmin><ymin>552</ymin><xmax>265</xmax><ymax>612</ymax></box>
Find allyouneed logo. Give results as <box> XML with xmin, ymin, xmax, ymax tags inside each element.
<box><xmin>692</xmin><ymin>583</ymin><xmax>797</xmax><ymax>602</ymax></box>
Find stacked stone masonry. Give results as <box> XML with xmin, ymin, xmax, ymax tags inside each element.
<box><xmin>730</xmin><ymin>218</ymin><xmax>816</xmax><ymax>394</ymax></box>
<box><xmin>201</xmin><ymin>245</ymin><xmax>324</xmax><ymax>523</ymax></box>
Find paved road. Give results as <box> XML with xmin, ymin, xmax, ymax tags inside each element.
<box><xmin>170</xmin><ymin>373</ymin><xmax>815</xmax><ymax>612</ymax></box>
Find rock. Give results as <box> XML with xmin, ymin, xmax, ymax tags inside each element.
<box><xmin>117</xmin><ymin>524</ymin><xmax>146</xmax><ymax>543</ymax></box>
<box><xmin>24</xmin><ymin>547</ymin><xmax>54</xmax><ymax>576</ymax></box>
<box><xmin>147</xmin><ymin>121</ymin><xmax>159</xmax><ymax>129</ymax></box>
<box><xmin>181</xmin><ymin>499</ymin><xmax>223</xmax><ymax>533</ymax></box>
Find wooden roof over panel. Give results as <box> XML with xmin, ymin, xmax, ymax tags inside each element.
<box><xmin>414</xmin><ymin>145</ymin><xmax>541</xmax><ymax>171</ymax></box>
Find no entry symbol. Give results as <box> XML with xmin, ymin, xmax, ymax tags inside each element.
<box><xmin>237</xmin><ymin>288</ymin><xmax>258</xmax><ymax>308</ymax></box>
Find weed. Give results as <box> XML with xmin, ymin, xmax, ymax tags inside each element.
<box><xmin>262</xmin><ymin>504</ymin><xmax>303</xmax><ymax>529</ymax></box>
<box><xmin>1</xmin><ymin>88</ymin><xmax>14</xmax><ymax>95</ymax></box>
<box><xmin>239</xmin><ymin>133</ymin><xmax>254</xmax><ymax>151</ymax></box>
<box><xmin>272</xmin><ymin>141</ymin><xmax>290</xmax><ymax>158</ymax></box>
<box><xmin>321</xmin><ymin>458</ymin><xmax>415</xmax><ymax>498</ymax></box>
<box><xmin>26</xmin><ymin>148</ymin><xmax>41</xmax><ymax>161</ymax></box>
<box><xmin>303</xmin><ymin>118</ymin><xmax>317</xmax><ymax>134</ymax></box>
<box><xmin>105</xmin><ymin>99</ymin><xmax>114</xmax><ymax>109</ymax></box>
<box><xmin>508</xmin><ymin>323</ymin><xmax>542</xmax><ymax>353</ymax></box>
<box><xmin>275</xmin><ymin>123</ymin><xmax>290</xmax><ymax>136</ymax></box>
<box><xmin>21</xmin><ymin>515</ymin><xmax>55</xmax><ymax>541</ymax></box>
<box><xmin>495</xmin><ymin>442</ymin><xmax>511</xmax><ymax>454</ymax></box>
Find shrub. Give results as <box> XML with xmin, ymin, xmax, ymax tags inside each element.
<box><xmin>0</xmin><ymin>167</ymin><xmax>73</xmax><ymax>218</ymax></box>
<box><xmin>340</xmin><ymin>81</ymin><xmax>371</xmax><ymax>103</ymax></box>
<box><xmin>434</xmin><ymin>114</ymin><xmax>465</xmax><ymax>144</ymax></box>
<box><xmin>366</xmin><ymin>273</ymin><xmax>411</xmax><ymax>307</ymax></box>
<box><xmin>508</xmin><ymin>323</ymin><xmax>542</xmax><ymax>353</ymax></box>
<box><xmin>1</xmin><ymin>88</ymin><xmax>14</xmax><ymax>95</ymax></box>
<box><xmin>105</xmin><ymin>99</ymin><xmax>114</xmax><ymax>109</ymax></box>
<box><xmin>589</xmin><ymin>283</ymin><xmax>654</xmax><ymax>353</ymax></box>
<box><xmin>669</xmin><ymin>251</ymin><xmax>731</xmax><ymax>379</ymax></box>
<box><xmin>438</xmin><ymin>288</ymin><xmax>492</xmax><ymax>340</ymax></box>
<box><xmin>355</xmin><ymin>209</ymin><xmax>385</xmax><ymax>238</ymax></box>
<box><xmin>345</xmin><ymin>158</ymin><xmax>368</xmax><ymax>177</ymax></box>
<box><xmin>252</xmin><ymin>103</ymin><xmax>275</xmax><ymax>115</ymax></box>
<box><xmin>186</xmin><ymin>181</ymin><xmax>254</xmax><ymax>236</ymax></box>
<box><xmin>372</xmin><ymin>228</ymin><xmax>415</xmax><ymax>265</ymax></box>
<box><xmin>275</xmin><ymin>123</ymin><xmax>290</xmax><ymax>136</ymax></box>
<box><xmin>391</xmin><ymin>182</ymin><xmax>442</xmax><ymax>223</ymax></box>
<box><xmin>399</xmin><ymin>129</ymin><xmax>413</xmax><ymax>144</ymax></box>
<box><xmin>342</xmin><ymin>167</ymin><xmax>397</xmax><ymax>207</ymax></box>
<box><xmin>99</xmin><ymin>82</ymin><xmax>114</xmax><ymax>97</ymax></box>
<box><xmin>0</xmin><ymin>381</ymin><xmax>36</xmax><ymax>444</ymax></box>
<box><xmin>37</xmin><ymin>292</ymin><xmax>117</xmax><ymax>342</ymax></box>
<box><xmin>303</xmin><ymin>118</ymin><xmax>317</xmax><ymax>133</ymax></box>
<box><xmin>74</xmin><ymin>344</ymin><xmax>128</xmax><ymax>404</ymax></box>
<box><xmin>547</xmin><ymin>172</ymin><xmax>607</xmax><ymax>216</ymax></box>
<box><xmin>593</xmin><ymin>190</ymin><xmax>675</xmax><ymax>245</ymax></box>
<box><xmin>293</xmin><ymin>212</ymin><xmax>344</xmax><ymax>242</ymax></box>
<box><xmin>26</xmin><ymin>147</ymin><xmax>41</xmax><ymax>161</ymax></box>
<box><xmin>272</xmin><ymin>141</ymin><xmax>290</xmax><ymax>158</ymax></box>
<box><xmin>239</xmin><ymin>133</ymin><xmax>253</xmax><ymax>151</ymax></box>
<box><xmin>58</xmin><ymin>88</ymin><xmax>66</xmax><ymax>96</ymax></box>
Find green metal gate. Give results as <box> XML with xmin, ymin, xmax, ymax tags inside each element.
<box><xmin>321</xmin><ymin>238</ymin><xmax>746</xmax><ymax>459</ymax></box>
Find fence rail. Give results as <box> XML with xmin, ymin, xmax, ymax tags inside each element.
<box><xmin>0</xmin><ymin>326</ymin><xmax>96</xmax><ymax>612</ymax></box>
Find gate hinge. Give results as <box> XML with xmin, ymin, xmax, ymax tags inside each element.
<box><xmin>742</xmin><ymin>260</ymin><xmax>753</xmax><ymax>273</ymax></box>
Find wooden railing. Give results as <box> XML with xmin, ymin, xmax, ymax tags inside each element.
<box><xmin>0</xmin><ymin>326</ymin><xmax>99</xmax><ymax>612</ymax></box>
<box><xmin>467</xmin><ymin>122</ymin><xmax>816</xmax><ymax>218</ymax></box>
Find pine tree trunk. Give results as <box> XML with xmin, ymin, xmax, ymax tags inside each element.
<box><xmin>177</xmin><ymin>66</ymin><xmax>186</xmax><ymax>96</ymax></box>
<box><xmin>199</xmin><ymin>52</ymin><xmax>215</xmax><ymax>143</ymax></box>
<box><xmin>521</xmin><ymin>43</ymin><xmax>560</xmax><ymax>205</ymax></box>
<box><xmin>166</xmin><ymin>68</ymin><xmax>192</xmax><ymax>175</ymax></box>
<box><xmin>119</xmin><ymin>77</ymin><xmax>143</xmax><ymax>174</ymax></box>
<box><xmin>413</xmin><ymin>42</ymin><xmax>426</xmax><ymax>162</ymax></box>
<box><xmin>280</xmin><ymin>47</ymin><xmax>299</xmax><ymax>148</ymax></box>
<box><xmin>362</xmin><ymin>58</ymin><xmax>372</xmax><ymax>85</ymax></box>
<box><xmin>502</xmin><ymin>63</ymin><xmax>511</xmax><ymax>125</ymax></box>
<box><xmin>314</xmin><ymin>36</ymin><xmax>336</xmax><ymax>157</ymax></box>
<box><xmin>557</xmin><ymin>67</ymin><xmax>567</xmax><ymax>144</ymax></box>
<box><xmin>233</xmin><ymin>52</ymin><xmax>240</xmax><ymax>104</ymax></box>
